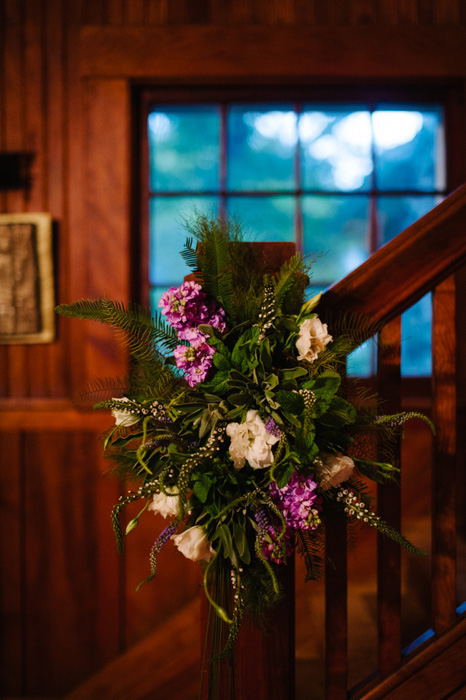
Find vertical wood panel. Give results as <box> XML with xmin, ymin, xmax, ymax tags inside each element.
<box><xmin>398</xmin><ymin>0</ymin><xmax>419</xmax><ymax>23</ymax></box>
<box><xmin>84</xmin><ymin>79</ymin><xmax>130</xmax><ymax>381</ymax></box>
<box><xmin>3</xmin><ymin>0</ymin><xmax>27</xmax><ymax>397</ymax></box>
<box><xmin>82</xmin><ymin>0</ymin><xmax>106</xmax><ymax>25</ymax></box>
<box><xmin>24</xmin><ymin>0</ymin><xmax>50</xmax><ymax>398</ymax></box>
<box><xmin>376</xmin><ymin>0</ymin><xmax>399</xmax><ymax>24</ymax></box>
<box><xmin>24</xmin><ymin>431</ymin><xmax>121</xmax><ymax>694</ymax></box>
<box><xmin>147</xmin><ymin>0</ymin><xmax>169</xmax><ymax>24</ymax></box>
<box><xmin>433</xmin><ymin>0</ymin><xmax>460</xmax><ymax>24</ymax></box>
<box><xmin>125</xmin><ymin>0</ymin><xmax>144</xmax><ymax>25</ymax></box>
<box><xmin>417</xmin><ymin>0</ymin><xmax>434</xmax><ymax>25</ymax></box>
<box><xmin>325</xmin><ymin>515</ymin><xmax>347</xmax><ymax>700</ymax></box>
<box><xmin>0</xmin><ymin>431</ymin><xmax>23</xmax><ymax>695</ymax></box>
<box><xmin>106</xmin><ymin>0</ymin><xmax>124</xmax><ymax>24</ymax></box>
<box><xmin>45</xmin><ymin>0</ymin><xmax>70</xmax><ymax>397</ymax></box>
<box><xmin>350</xmin><ymin>0</ymin><xmax>376</xmax><ymax>25</ymax></box>
<box><xmin>431</xmin><ymin>276</ymin><xmax>457</xmax><ymax>634</ymax></box>
<box><xmin>294</xmin><ymin>0</ymin><xmax>316</xmax><ymax>24</ymax></box>
<box><xmin>377</xmin><ymin>318</ymin><xmax>402</xmax><ymax>675</ymax></box>
<box><xmin>64</xmin><ymin>0</ymin><xmax>89</xmax><ymax>396</ymax></box>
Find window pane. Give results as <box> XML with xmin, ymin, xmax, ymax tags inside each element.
<box><xmin>373</xmin><ymin>107</ymin><xmax>445</xmax><ymax>192</ymax></box>
<box><xmin>226</xmin><ymin>196</ymin><xmax>295</xmax><ymax>241</ymax></box>
<box><xmin>300</xmin><ymin>107</ymin><xmax>372</xmax><ymax>192</ymax></box>
<box><xmin>149</xmin><ymin>196</ymin><xmax>218</xmax><ymax>286</ymax></box>
<box><xmin>401</xmin><ymin>293</ymin><xmax>432</xmax><ymax>377</ymax></box>
<box><xmin>227</xmin><ymin>106</ymin><xmax>297</xmax><ymax>191</ymax></box>
<box><xmin>148</xmin><ymin>106</ymin><xmax>220</xmax><ymax>191</ymax></box>
<box><xmin>378</xmin><ymin>195</ymin><xmax>441</xmax><ymax>244</ymax></box>
<box><xmin>303</xmin><ymin>195</ymin><xmax>370</xmax><ymax>284</ymax></box>
<box><xmin>347</xmin><ymin>339</ymin><xmax>376</xmax><ymax>378</ymax></box>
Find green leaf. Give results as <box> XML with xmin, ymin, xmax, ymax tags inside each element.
<box><xmin>276</xmin><ymin>390</ymin><xmax>305</xmax><ymax>415</ymax></box>
<box><xmin>228</xmin><ymin>392</ymin><xmax>251</xmax><ymax>406</ymax></box>
<box><xmin>193</xmin><ymin>473</ymin><xmax>212</xmax><ymax>503</ymax></box>
<box><xmin>275</xmin><ymin>463</ymin><xmax>296</xmax><ymax>488</ymax></box>
<box><xmin>213</xmin><ymin>353</ymin><xmax>231</xmax><ymax>371</ymax></box>
<box><xmin>212</xmin><ymin>524</ymin><xmax>234</xmax><ymax>559</ymax></box>
<box><xmin>280</xmin><ymin>366</ymin><xmax>307</xmax><ymax>381</ymax></box>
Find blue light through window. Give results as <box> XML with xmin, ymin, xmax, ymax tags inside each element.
<box><xmin>147</xmin><ymin>102</ymin><xmax>445</xmax><ymax>377</ymax></box>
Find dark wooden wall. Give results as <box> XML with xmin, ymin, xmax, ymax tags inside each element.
<box><xmin>1</xmin><ymin>0</ymin><xmax>466</xmax><ymax>696</ymax></box>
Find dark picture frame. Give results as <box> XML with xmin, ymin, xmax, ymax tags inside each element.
<box><xmin>0</xmin><ymin>212</ymin><xmax>55</xmax><ymax>344</ymax></box>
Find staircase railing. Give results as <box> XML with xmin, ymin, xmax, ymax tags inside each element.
<box><xmin>317</xmin><ymin>182</ymin><xmax>466</xmax><ymax>700</ymax></box>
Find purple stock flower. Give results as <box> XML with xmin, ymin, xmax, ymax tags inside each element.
<box><xmin>159</xmin><ymin>281</ymin><xmax>226</xmax><ymax>336</ymax></box>
<box><xmin>173</xmin><ymin>343</ymin><xmax>215</xmax><ymax>388</ymax></box>
<box><xmin>269</xmin><ymin>472</ymin><xmax>322</xmax><ymax>531</ymax></box>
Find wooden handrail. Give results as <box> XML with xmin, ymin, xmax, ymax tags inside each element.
<box><xmin>319</xmin><ymin>183</ymin><xmax>466</xmax><ymax>331</ymax></box>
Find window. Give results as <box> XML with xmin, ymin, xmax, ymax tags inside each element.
<box><xmin>141</xmin><ymin>92</ymin><xmax>446</xmax><ymax>376</ymax></box>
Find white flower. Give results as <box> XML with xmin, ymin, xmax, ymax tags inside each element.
<box><xmin>111</xmin><ymin>397</ymin><xmax>140</xmax><ymax>426</ymax></box>
<box><xmin>296</xmin><ymin>316</ymin><xmax>332</xmax><ymax>363</ymax></box>
<box><xmin>148</xmin><ymin>490</ymin><xmax>180</xmax><ymax>518</ymax></box>
<box><xmin>226</xmin><ymin>409</ymin><xmax>279</xmax><ymax>470</ymax></box>
<box><xmin>316</xmin><ymin>453</ymin><xmax>355</xmax><ymax>491</ymax></box>
<box><xmin>173</xmin><ymin>526</ymin><xmax>215</xmax><ymax>562</ymax></box>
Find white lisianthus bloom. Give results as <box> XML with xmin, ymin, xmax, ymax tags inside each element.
<box><xmin>316</xmin><ymin>453</ymin><xmax>355</xmax><ymax>491</ymax></box>
<box><xmin>226</xmin><ymin>409</ymin><xmax>279</xmax><ymax>470</ymax></box>
<box><xmin>296</xmin><ymin>316</ymin><xmax>332</xmax><ymax>363</ymax></box>
<box><xmin>173</xmin><ymin>526</ymin><xmax>215</xmax><ymax>562</ymax></box>
<box><xmin>148</xmin><ymin>490</ymin><xmax>180</xmax><ymax>518</ymax></box>
<box><xmin>111</xmin><ymin>397</ymin><xmax>140</xmax><ymax>426</ymax></box>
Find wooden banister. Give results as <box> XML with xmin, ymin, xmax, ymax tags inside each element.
<box><xmin>320</xmin><ymin>185</ymin><xmax>465</xmax><ymax>699</ymax></box>
<box><xmin>320</xmin><ymin>183</ymin><xmax>466</xmax><ymax>332</ymax></box>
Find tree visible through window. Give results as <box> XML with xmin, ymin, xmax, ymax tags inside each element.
<box><xmin>145</xmin><ymin>101</ymin><xmax>445</xmax><ymax>376</ymax></box>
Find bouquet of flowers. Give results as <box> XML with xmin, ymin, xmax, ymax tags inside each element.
<box><xmin>56</xmin><ymin>215</ymin><xmax>432</xmax><ymax>698</ymax></box>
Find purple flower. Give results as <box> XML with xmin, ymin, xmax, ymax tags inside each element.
<box><xmin>269</xmin><ymin>472</ymin><xmax>322</xmax><ymax>531</ymax></box>
<box><xmin>159</xmin><ymin>281</ymin><xmax>226</xmax><ymax>336</ymax></box>
<box><xmin>264</xmin><ymin>418</ymin><xmax>282</xmax><ymax>439</ymax></box>
<box><xmin>255</xmin><ymin>508</ymin><xmax>292</xmax><ymax>565</ymax></box>
<box><xmin>173</xmin><ymin>343</ymin><xmax>215</xmax><ymax>387</ymax></box>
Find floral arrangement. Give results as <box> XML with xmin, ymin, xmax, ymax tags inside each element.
<box><xmin>56</xmin><ymin>215</ymin><xmax>432</xmax><ymax>698</ymax></box>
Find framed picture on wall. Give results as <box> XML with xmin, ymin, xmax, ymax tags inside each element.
<box><xmin>0</xmin><ymin>212</ymin><xmax>55</xmax><ymax>344</ymax></box>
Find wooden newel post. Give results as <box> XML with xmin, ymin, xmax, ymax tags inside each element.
<box><xmin>192</xmin><ymin>242</ymin><xmax>297</xmax><ymax>700</ymax></box>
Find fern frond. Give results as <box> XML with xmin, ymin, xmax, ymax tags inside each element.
<box><xmin>180</xmin><ymin>237</ymin><xmax>199</xmax><ymax>272</ymax></box>
<box><xmin>296</xmin><ymin>529</ymin><xmax>324</xmax><ymax>582</ymax></box>
<box><xmin>57</xmin><ymin>298</ymin><xmax>181</xmax><ymax>364</ymax></box>
<box><xmin>273</xmin><ymin>253</ymin><xmax>306</xmax><ymax>311</ymax></box>
<box><xmin>77</xmin><ymin>376</ymin><xmax>130</xmax><ymax>404</ymax></box>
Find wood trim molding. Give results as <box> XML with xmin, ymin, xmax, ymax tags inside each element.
<box><xmin>0</xmin><ymin>398</ymin><xmax>113</xmax><ymax>430</ymax></box>
<box><xmin>80</xmin><ymin>26</ymin><xmax>466</xmax><ymax>79</ymax></box>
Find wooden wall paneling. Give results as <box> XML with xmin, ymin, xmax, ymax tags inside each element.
<box><xmin>84</xmin><ymin>78</ymin><xmax>130</xmax><ymax>382</ymax></box>
<box><xmin>434</xmin><ymin>0</ymin><xmax>460</xmax><ymax>25</ymax></box>
<box><xmin>79</xmin><ymin>27</ymin><xmax>466</xmax><ymax>78</ymax></box>
<box><xmin>293</xmin><ymin>0</ymin><xmax>316</xmax><ymax>24</ymax></box>
<box><xmin>82</xmin><ymin>0</ymin><xmax>106</xmax><ymax>25</ymax></box>
<box><xmin>376</xmin><ymin>0</ymin><xmax>398</xmax><ymax>25</ymax></box>
<box><xmin>125</xmin><ymin>0</ymin><xmax>144</xmax><ymax>25</ymax></box>
<box><xmin>0</xmin><ymin>431</ymin><xmax>24</xmax><ymax>695</ymax></box>
<box><xmin>106</xmin><ymin>0</ymin><xmax>125</xmax><ymax>25</ymax></box>
<box><xmin>267</xmin><ymin>0</ymin><xmax>296</xmax><ymax>26</ymax></box>
<box><xmin>377</xmin><ymin>318</ymin><xmax>402</xmax><ymax>676</ymax></box>
<box><xmin>186</xmin><ymin>0</ymin><xmax>212</xmax><ymax>25</ymax></box>
<box><xmin>3</xmin><ymin>0</ymin><xmax>27</xmax><ymax>397</ymax></box>
<box><xmin>124</xmin><ymin>501</ymin><xmax>201</xmax><ymax>647</ymax></box>
<box><xmin>431</xmin><ymin>276</ymin><xmax>457</xmax><ymax>634</ymax></box>
<box><xmin>23</xmin><ymin>431</ymin><xmax>121</xmax><ymax>695</ymax></box>
<box><xmin>45</xmin><ymin>0</ymin><xmax>69</xmax><ymax>397</ymax></box>
<box><xmin>64</xmin><ymin>0</ymin><xmax>88</xmax><ymax>396</ymax></box>
<box><xmin>24</xmin><ymin>0</ymin><xmax>50</xmax><ymax>399</ymax></box>
<box><xmin>146</xmin><ymin>0</ymin><xmax>169</xmax><ymax>25</ymax></box>
<box><xmin>397</xmin><ymin>0</ymin><xmax>419</xmax><ymax>23</ymax></box>
<box><xmin>350</xmin><ymin>0</ymin><xmax>376</xmax><ymax>25</ymax></box>
<box><xmin>417</xmin><ymin>0</ymin><xmax>434</xmax><ymax>25</ymax></box>
<box><xmin>166</xmin><ymin>0</ymin><xmax>190</xmax><ymax>25</ymax></box>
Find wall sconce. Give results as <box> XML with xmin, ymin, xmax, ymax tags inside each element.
<box><xmin>0</xmin><ymin>152</ymin><xmax>35</xmax><ymax>191</ymax></box>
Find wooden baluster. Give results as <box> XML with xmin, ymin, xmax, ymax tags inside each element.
<box><xmin>432</xmin><ymin>276</ymin><xmax>457</xmax><ymax>634</ymax></box>
<box><xmin>325</xmin><ymin>514</ymin><xmax>347</xmax><ymax>700</ymax></box>
<box><xmin>377</xmin><ymin>318</ymin><xmax>402</xmax><ymax>675</ymax></box>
